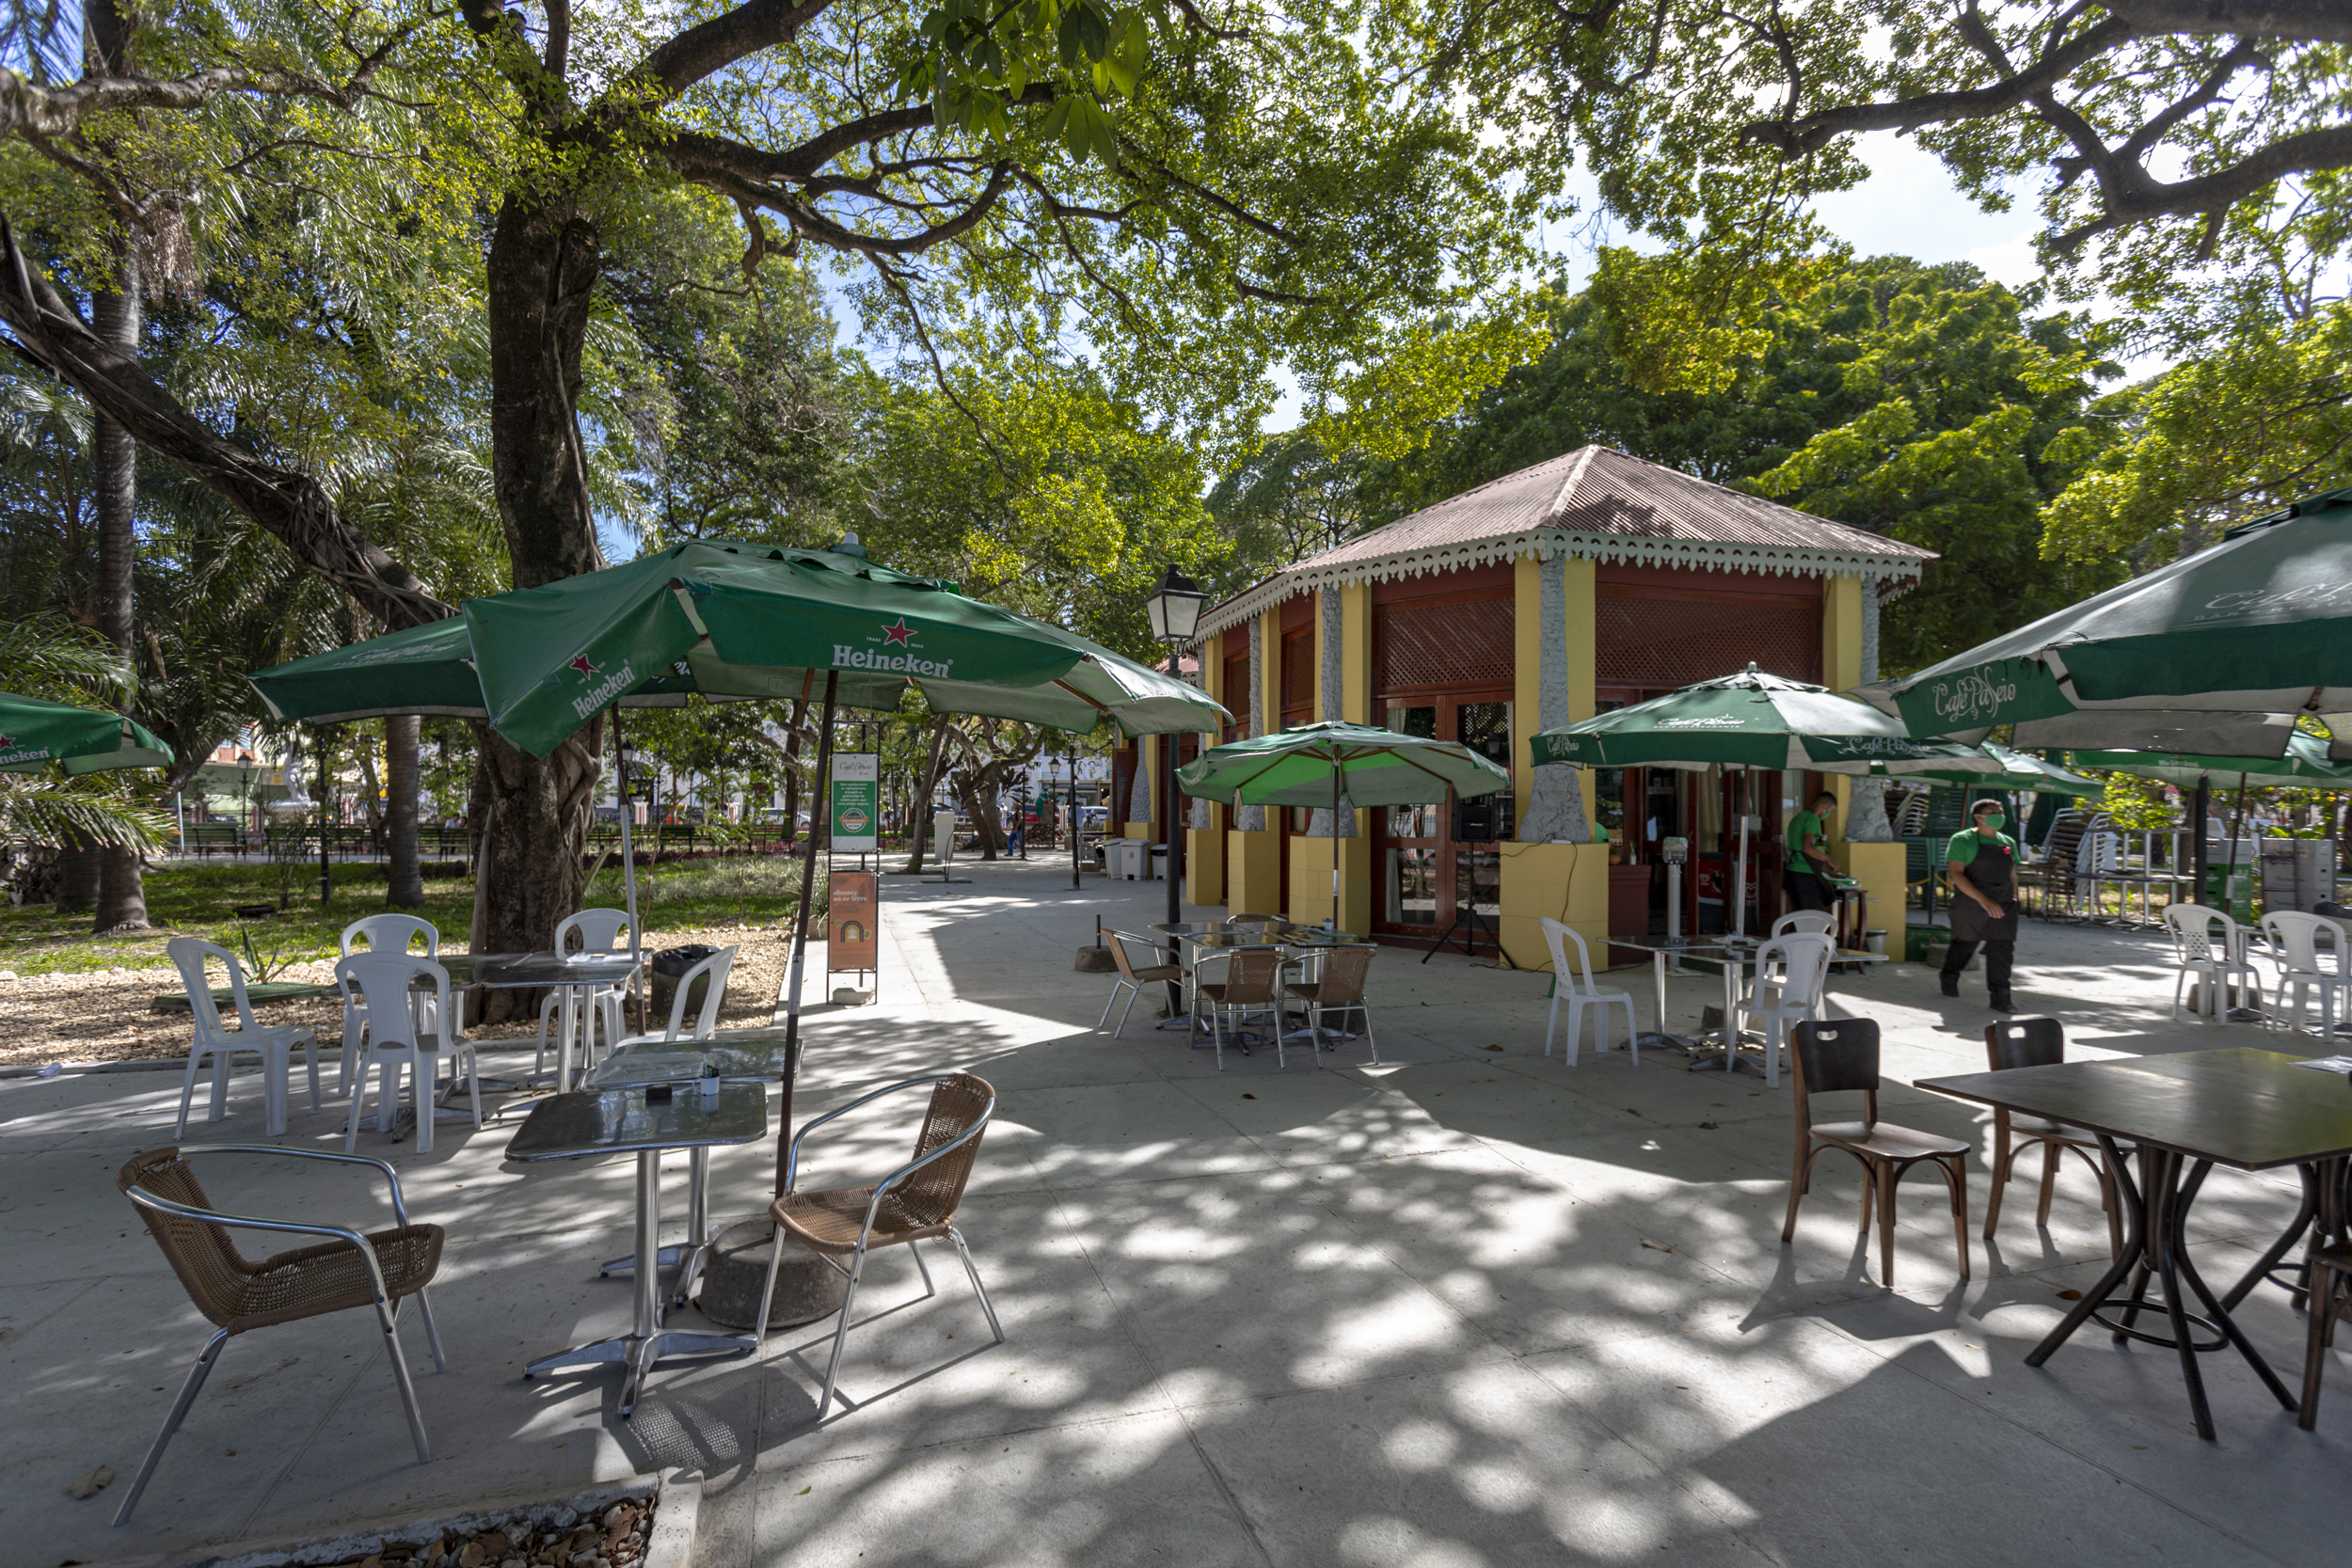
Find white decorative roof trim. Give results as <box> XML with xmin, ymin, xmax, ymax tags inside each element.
<box><xmin>1197</xmin><ymin>529</ymin><xmax>1926</xmax><ymax>641</ymax></box>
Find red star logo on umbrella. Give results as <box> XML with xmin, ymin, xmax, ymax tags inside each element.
<box><xmin>880</xmin><ymin>619</ymin><xmax>916</xmax><ymax>647</ymax></box>
<box><xmin>0</xmin><ymin>735</ymin><xmax>14</xmax><ymax>750</ymax></box>
<box><xmin>570</xmin><ymin>654</ymin><xmax>598</xmax><ymax>677</ymax></box>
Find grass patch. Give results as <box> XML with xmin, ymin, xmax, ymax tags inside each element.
<box><xmin>0</xmin><ymin>854</ymin><xmax>818</xmax><ymax>977</ymax></box>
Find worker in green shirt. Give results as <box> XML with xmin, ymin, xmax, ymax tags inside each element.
<box><xmin>1782</xmin><ymin>789</ymin><xmax>1841</xmax><ymax>913</ymax></box>
<box><xmin>1940</xmin><ymin>798</ymin><xmax>2019</xmax><ymax>1012</ymax></box>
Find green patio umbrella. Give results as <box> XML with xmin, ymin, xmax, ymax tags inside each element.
<box><xmin>1529</xmin><ymin>666</ymin><xmax>2000</xmax><ymax>938</ymax></box>
<box><xmin>0</xmin><ymin>690</ymin><xmax>172</xmax><ymax>775</ymax></box>
<box><xmin>2068</xmin><ymin>730</ymin><xmax>2352</xmax><ymax>791</ymax></box>
<box><xmin>1863</xmin><ymin>487</ymin><xmax>2352</xmax><ymax>756</ymax></box>
<box><xmin>1177</xmin><ymin>720</ymin><xmax>1510</xmax><ymax>924</ymax></box>
<box><xmin>1919</xmin><ymin>743</ymin><xmax>2101</xmax><ymax>798</ymax></box>
<box><xmin>250</xmin><ymin>538</ymin><xmax>1221</xmax><ymax>754</ymax></box>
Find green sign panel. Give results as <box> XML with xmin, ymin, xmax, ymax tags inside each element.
<box><xmin>831</xmin><ymin>752</ymin><xmax>879</xmax><ymax>851</ymax></box>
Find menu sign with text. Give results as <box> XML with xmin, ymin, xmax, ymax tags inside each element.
<box><xmin>830</xmin><ymin>752</ymin><xmax>879</xmax><ymax>851</ymax></box>
<box><xmin>828</xmin><ymin>870</ymin><xmax>879</xmax><ymax>972</ymax></box>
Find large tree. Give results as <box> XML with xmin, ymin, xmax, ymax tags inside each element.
<box><xmin>0</xmin><ymin>0</ymin><xmax>1533</xmax><ymax>974</ymax></box>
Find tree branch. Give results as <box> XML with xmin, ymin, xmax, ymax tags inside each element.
<box><xmin>2101</xmin><ymin>1</ymin><xmax>2352</xmax><ymax>44</ymax></box>
<box><xmin>0</xmin><ymin>216</ymin><xmax>450</xmax><ymax>631</ymax></box>
<box><xmin>636</xmin><ymin>0</ymin><xmax>834</xmax><ymax>96</ymax></box>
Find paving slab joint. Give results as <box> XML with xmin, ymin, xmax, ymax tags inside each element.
<box><xmin>644</xmin><ymin>1468</ymin><xmax>703</xmax><ymax>1568</ymax></box>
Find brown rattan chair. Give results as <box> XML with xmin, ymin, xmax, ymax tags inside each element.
<box><xmin>2297</xmin><ymin>1240</ymin><xmax>2352</xmax><ymax>1430</ymax></box>
<box><xmin>1982</xmin><ymin>1016</ymin><xmax>2125</xmax><ymax>1256</ymax></box>
<box><xmin>112</xmin><ymin>1145</ymin><xmax>447</xmax><ymax>1525</ymax></box>
<box><xmin>1199</xmin><ymin>946</ymin><xmax>1284</xmax><ymax>1070</ymax></box>
<box><xmin>1780</xmin><ymin>1019</ymin><xmax>1971</xmax><ymax>1286</ymax></box>
<box><xmin>756</xmin><ymin>1072</ymin><xmax>1002</xmax><ymax>1420</ymax></box>
<box><xmin>1096</xmin><ymin>929</ymin><xmax>1183</xmax><ymax>1038</ymax></box>
<box><xmin>1282</xmin><ymin>943</ymin><xmax>1379</xmax><ymax>1067</ymax></box>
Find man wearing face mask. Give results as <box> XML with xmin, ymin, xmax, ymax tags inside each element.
<box><xmin>1941</xmin><ymin>798</ymin><xmax>2019</xmax><ymax>1012</ymax></box>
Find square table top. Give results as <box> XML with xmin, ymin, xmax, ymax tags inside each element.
<box><xmin>506</xmin><ymin>1082</ymin><xmax>768</xmax><ymax>1161</ymax></box>
<box><xmin>1152</xmin><ymin>923</ymin><xmax>1368</xmax><ymax>949</ymax></box>
<box><xmin>587</xmin><ymin>1029</ymin><xmax>796</xmax><ymax>1086</ymax></box>
<box><xmin>1607</xmin><ymin>935</ymin><xmax>1888</xmax><ymax>964</ymax></box>
<box><xmin>1916</xmin><ymin>1047</ymin><xmax>2352</xmax><ymax>1171</ymax></box>
<box><xmin>438</xmin><ymin>951</ymin><xmax>642</xmax><ymax>988</ymax></box>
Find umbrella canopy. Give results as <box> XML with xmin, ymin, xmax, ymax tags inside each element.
<box><xmin>0</xmin><ymin>690</ymin><xmax>173</xmax><ymax>775</ymax></box>
<box><xmin>250</xmin><ymin>539</ymin><xmax>1226</xmax><ymax>755</ymax></box>
<box><xmin>1528</xmin><ymin>665</ymin><xmax>2000</xmax><ymax>775</ymax></box>
<box><xmin>2068</xmin><ymin>730</ymin><xmax>2352</xmax><ymax>791</ymax></box>
<box><xmin>1176</xmin><ymin>721</ymin><xmax>1510</xmax><ymax>809</ymax></box>
<box><xmin>1916</xmin><ymin>743</ymin><xmax>2102</xmax><ymax>797</ymax></box>
<box><xmin>1863</xmin><ymin>488</ymin><xmax>2352</xmax><ymax>752</ymax></box>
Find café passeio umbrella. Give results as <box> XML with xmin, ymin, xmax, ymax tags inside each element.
<box><xmin>1863</xmin><ymin>488</ymin><xmax>2352</xmax><ymax>756</ymax></box>
<box><xmin>0</xmin><ymin>690</ymin><xmax>173</xmax><ymax>775</ymax></box>
<box><xmin>1529</xmin><ymin>665</ymin><xmax>1999</xmax><ymax>939</ymax></box>
<box><xmin>2067</xmin><ymin>729</ymin><xmax>2352</xmax><ymax>791</ymax></box>
<box><xmin>1176</xmin><ymin>720</ymin><xmax>1510</xmax><ymax>922</ymax></box>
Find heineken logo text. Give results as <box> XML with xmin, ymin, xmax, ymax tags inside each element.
<box><xmin>570</xmin><ymin>661</ymin><xmax>637</xmax><ymax>718</ymax></box>
<box><xmin>1930</xmin><ymin>670</ymin><xmax>2018</xmax><ymax>723</ymax></box>
<box><xmin>834</xmin><ymin>644</ymin><xmax>953</xmax><ymax>677</ymax></box>
<box><xmin>0</xmin><ymin>741</ymin><xmax>51</xmax><ymax>767</ymax></box>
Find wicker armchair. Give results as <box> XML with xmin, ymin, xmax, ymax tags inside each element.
<box><xmin>1281</xmin><ymin>943</ymin><xmax>1379</xmax><ymax>1067</ymax></box>
<box><xmin>112</xmin><ymin>1146</ymin><xmax>447</xmax><ymax>1525</ymax></box>
<box><xmin>1198</xmin><ymin>947</ymin><xmax>1284</xmax><ymax>1070</ymax></box>
<box><xmin>1096</xmin><ymin>930</ymin><xmax>1183</xmax><ymax>1038</ymax></box>
<box><xmin>756</xmin><ymin>1073</ymin><xmax>1002</xmax><ymax>1420</ymax></box>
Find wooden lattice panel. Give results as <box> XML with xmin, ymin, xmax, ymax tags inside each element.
<box><xmin>1596</xmin><ymin>595</ymin><xmax>1820</xmax><ymax>689</ymax></box>
<box><xmin>1377</xmin><ymin>596</ymin><xmax>1515</xmax><ymax>692</ymax></box>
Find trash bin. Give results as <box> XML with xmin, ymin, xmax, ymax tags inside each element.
<box><xmin>650</xmin><ymin>944</ymin><xmax>721</xmax><ymax>1025</ymax></box>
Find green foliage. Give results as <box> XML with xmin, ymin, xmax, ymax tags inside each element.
<box><xmin>2096</xmin><ymin>771</ymin><xmax>2176</xmax><ymax>833</ymax></box>
<box><xmin>2040</xmin><ymin>305</ymin><xmax>2352</xmax><ymax>570</ymax></box>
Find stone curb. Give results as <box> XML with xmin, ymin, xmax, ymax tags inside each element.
<box><xmin>70</xmin><ymin>1468</ymin><xmax>704</xmax><ymax>1568</ymax></box>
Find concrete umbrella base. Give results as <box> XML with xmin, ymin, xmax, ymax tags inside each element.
<box><xmin>694</xmin><ymin>1216</ymin><xmax>850</xmax><ymax>1331</ymax></box>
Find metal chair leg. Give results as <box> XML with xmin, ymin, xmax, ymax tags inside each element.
<box><xmin>755</xmin><ymin>1222</ymin><xmax>788</xmax><ymax>1352</ymax></box>
<box><xmin>1115</xmin><ymin>983</ymin><xmax>1141</xmax><ymax>1038</ymax></box>
<box><xmin>375</xmin><ymin>1297</ymin><xmax>431</xmax><ymax>1463</ymax></box>
<box><xmin>114</xmin><ymin>1328</ymin><xmax>228</xmax><ymax>1526</ymax></box>
<box><xmin>817</xmin><ymin>1246</ymin><xmax>869</xmax><ymax>1420</ymax></box>
<box><xmin>413</xmin><ymin>1288</ymin><xmax>450</xmax><ymax>1372</ymax></box>
<box><xmin>911</xmin><ymin>1236</ymin><xmax>936</xmax><ymax>1297</ymax></box>
<box><xmin>948</xmin><ymin>1225</ymin><xmax>1005</xmax><ymax>1344</ymax></box>
<box><xmin>1096</xmin><ymin>979</ymin><xmax>1124</xmax><ymax>1033</ymax></box>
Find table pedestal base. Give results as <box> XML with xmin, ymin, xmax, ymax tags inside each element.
<box><xmin>600</xmin><ymin>1150</ymin><xmax>716</xmax><ymax>1307</ymax></box>
<box><xmin>2025</xmin><ymin>1139</ymin><xmax>2297</xmax><ymax>1440</ymax></box>
<box><xmin>526</xmin><ymin>1149</ymin><xmax>752</xmax><ymax>1416</ymax></box>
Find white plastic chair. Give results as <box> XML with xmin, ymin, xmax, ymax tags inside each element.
<box><xmin>336</xmin><ymin>915</ymin><xmax>438</xmax><ymax>1097</ymax></box>
<box><xmin>534</xmin><ymin>908</ymin><xmax>634</xmax><ymax>1079</ymax></box>
<box><xmin>612</xmin><ymin>945</ymin><xmax>738</xmax><ymax>1047</ymax></box>
<box><xmin>2163</xmin><ymin>903</ymin><xmax>2265</xmax><ymax>1022</ymax></box>
<box><xmin>167</xmin><ymin>938</ymin><xmax>321</xmax><ymax>1137</ymax></box>
<box><xmin>1538</xmin><ymin>916</ymin><xmax>1638</xmax><ymax>1066</ymax></box>
<box><xmin>1736</xmin><ymin>933</ymin><xmax>1834</xmax><ymax>1087</ymax></box>
<box><xmin>338</xmin><ymin>953</ymin><xmax>476</xmax><ymax>1153</ymax></box>
<box><xmin>2261</xmin><ymin>911</ymin><xmax>2352</xmax><ymax>1039</ymax></box>
<box><xmin>1772</xmin><ymin>911</ymin><xmax>1835</xmax><ymax>939</ymax></box>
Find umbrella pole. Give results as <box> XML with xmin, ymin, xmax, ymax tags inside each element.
<box><xmin>1734</xmin><ymin>768</ymin><xmax>1750</xmax><ymax>941</ymax></box>
<box><xmin>2191</xmin><ymin>773</ymin><xmax>2210</xmax><ymax>905</ymax></box>
<box><xmin>611</xmin><ymin>705</ymin><xmax>643</xmax><ymax>1027</ymax></box>
<box><xmin>2224</xmin><ymin>770</ymin><xmax>2251</xmax><ymax>915</ymax></box>
<box><xmin>1330</xmin><ymin>759</ymin><xmax>1342</xmax><ymax>927</ymax></box>
<box><xmin>778</xmin><ymin>670</ymin><xmax>839</xmax><ymax>1195</ymax></box>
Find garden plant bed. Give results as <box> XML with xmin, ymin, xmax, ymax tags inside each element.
<box><xmin>195</xmin><ymin>1478</ymin><xmax>693</xmax><ymax>1568</ymax></box>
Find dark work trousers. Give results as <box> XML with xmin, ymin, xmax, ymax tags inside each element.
<box><xmin>1941</xmin><ymin>938</ymin><xmax>2014</xmax><ymax>1004</ymax></box>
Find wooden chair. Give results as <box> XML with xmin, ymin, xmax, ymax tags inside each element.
<box><xmin>112</xmin><ymin>1145</ymin><xmax>447</xmax><ymax>1524</ymax></box>
<box><xmin>756</xmin><ymin>1073</ymin><xmax>1002</xmax><ymax>1421</ymax></box>
<box><xmin>2298</xmin><ymin>1241</ymin><xmax>2352</xmax><ymax>1431</ymax></box>
<box><xmin>1096</xmin><ymin>930</ymin><xmax>1183</xmax><ymax>1038</ymax></box>
<box><xmin>1199</xmin><ymin>947</ymin><xmax>1284</xmax><ymax>1070</ymax></box>
<box><xmin>1981</xmin><ymin>1016</ymin><xmax>2124</xmax><ymax>1256</ymax></box>
<box><xmin>1780</xmin><ymin>1018</ymin><xmax>1970</xmax><ymax>1286</ymax></box>
<box><xmin>1283</xmin><ymin>943</ymin><xmax>1379</xmax><ymax>1066</ymax></box>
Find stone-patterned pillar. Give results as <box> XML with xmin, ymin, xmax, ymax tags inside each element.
<box><xmin>1518</xmin><ymin>551</ymin><xmax>1591</xmax><ymax>842</ymax></box>
<box><xmin>1235</xmin><ymin>617</ymin><xmax>1266</xmax><ymax>832</ymax></box>
<box><xmin>1309</xmin><ymin>590</ymin><xmax>1355</xmax><ymax>838</ymax></box>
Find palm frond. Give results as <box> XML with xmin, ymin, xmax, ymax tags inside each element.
<box><xmin>0</xmin><ymin>776</ymin><xmax>170</xmax><ymax>851</ymax></box>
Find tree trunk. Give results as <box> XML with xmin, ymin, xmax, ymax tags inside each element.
<box><xmin>53</xmin><ymin>832</ymin><xmax>100</xmax><ymax>911</ymax></box>
<box><xmin>467</xmin><ymin>192</ymin><xmax>606</xmax><ymax>1001</ymax></box>
<box><xmin>385</xmin><ymin>713</ymin><xmax>423</xmax><ymax>906</ymax></box>
<box><xmin>91</xmin><ymin>231</ymin><xmax>147</xmax><ymax>934</ymax></box>
<box><xmin>904</xmin><ymin>720</ymin><xmax>950</xmax><ymax>873</ymax></box>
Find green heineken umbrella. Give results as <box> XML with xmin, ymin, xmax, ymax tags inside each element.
<box><xmin>1864</xmin><ymin>488</ymin><xmax>2352</xmax><ymax>754</ymax></box>
<box><xmin>1919</xmin><ymin>743</ymin><xmax>2101</xmax><ymax>797</ymax></box>
<box><xmin>250</xmin><ymin>538</ymin><xmax>1221</xmax><ymax>752</ymax></box>
<box><xmin>1177</xmin><ymin>721</ymin><xmax>1509</xmax><ymax>921</ymax></box>
<box><xmin>1529</xmin><ymin>666</ymin><xmax>1999</xmax><ymax>774</ymax></box>
<box><xmin>0</xmin><ymin>690</ymin><xmax>172</xmax><ymax>775</ymax></box>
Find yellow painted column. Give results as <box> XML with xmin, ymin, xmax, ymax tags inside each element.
<box><xmin>1821</xmin><ymin>571</ymin><xmax>1899</xmax><ymax>942</ymax></box>
<box><xmin>1187</xmin><ymin>636</ymin><xmax>1225</xmax><ymax>906</ymax></box>
<box><xmin>1501</xmin><ymin>553</ymin><xmax>1611</xmax><ymax>968</ymax></box>
<box><xmin>1565</xmin><ymin>556</ymin><xmax>1597</xmax><ymax>817</ymax></box>
<box><xmin>1513</xmin><ymin>558</ymin><xmax>1541</xmax><ymax>811</ymax></box>
<box><xmin>1338</xmin><ymin>582</ymin><xmax>1373</xmax><ymax>932</ymax></box>
<box><xmin>1226</xmin><ymin>604</ymin><xmax>1285</xmax><ymax>917</ymax></box>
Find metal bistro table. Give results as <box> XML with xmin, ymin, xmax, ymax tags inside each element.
<box><xmin>1918</xmin><ymin>1047</ymin><xmax>2352</xmax><ymax>1440</ymax></box>
<box><xmin>1151</xmin><ymin>923</ymin><xmax>1370</xmax><ymax>1045</ymax></box>
<box><xmin>508</xmin><ymin>1081</ymin><xmax>768</xmax><ymax>1415</ymax></box>
<box><xmin>440</xmin><ymin>950</ymin><xmax>643</xmax><ymax>1092</ymax></box>
<box><xmin>1609</xmin><ymin>935</ymin><xmax>1886</xmax><ymax>1074</ymax></box>
<box><xmin>586</xmin><ymin>1029</ymin><xmax>797</xmax><ymax>1305</ymax></box>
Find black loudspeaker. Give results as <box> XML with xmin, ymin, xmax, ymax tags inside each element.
<box><xmin>1454</xmin><ymin>799</ymin><xmax>1497</xmax><ymax>842</ymax></box>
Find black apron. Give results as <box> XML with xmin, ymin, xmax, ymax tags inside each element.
<box><xmin>1949</xmin><ymin>836</ymin><xmax>2019</xmax><ymax>942</ymax></box>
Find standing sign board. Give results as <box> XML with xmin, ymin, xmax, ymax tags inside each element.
<box><xmin>828</xmin><ymin>870</ymin><xmax>879</xmax><ymax>974</ymax></box>
<box><xmin>830</xmin><ymin>752</ymin><xmax>879</xmax><ymax>851</ymax></box>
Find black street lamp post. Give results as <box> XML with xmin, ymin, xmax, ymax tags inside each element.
<box><xmin>1143</xmin><ymin>566</ymin><xmax>1208</xmax><ymax>1013</ymax></box>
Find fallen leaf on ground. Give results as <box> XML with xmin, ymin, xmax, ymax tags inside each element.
<box><xmin>2056</xmin><ymin>1289</ymin><xmax>2085</xmax><ymax>1300</ymax></box>
<box><xmin>66</xmin><ymin>1466</ymin><xmax>113</xmax><ymax>1499</ymax></box>
<box><xmin>1698</xmin><ymin>1120</ymin><xmax>1720</xmax><ymax>1130</ymax></box>
<box><xmin>1241</xmin><ymin>1092</ymin><xmax>1255</xmax><ymax>1100</ymax></box>
<box><xmin>1641</xmin><ymin>1238</ymin><xmax>1675</xmax><ymax>1253</ymax></box>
